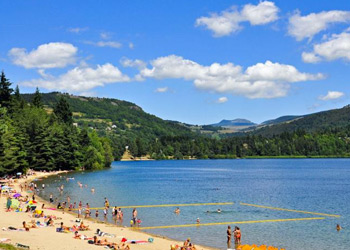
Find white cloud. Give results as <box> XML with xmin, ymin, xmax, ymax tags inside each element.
<box><xmin>85</xmin><ymin>41</ymin><xmax>122</xmax><ymax>49</ymax></box>
<box><xmin>140</xmin><ymin>55</ymin><xmax>324</xmax><ymax>99</ymax></box>
<box><xmin>67</xmin><ymin>27</ymin><xmax>88</xmax><ymax>33</ymax></box>
<box><xmin>241</xmin><ymin>1</ymin><xmax>279</xmax><ymax>25</ymax></box>
<box><xmin>195</xmin><ymin>1</ymin><xmax>279</xmax><ymax>37</ymax></box>
<box><xmin>120</xmin><ymin>58</ymin><xmax>147</xmax><ymax>69</ymax></box>
<box><xmin>301</xmin><ymin>52</ymin><xmax>321</xmax><ymax>63</ymax></box>
<box><xmin>79</xmin><ymin>91</ymin><xmax>98</xmax><ymax>97</ymax></box>
<box><xmin>129</xmin><ymin>42</ymin><xmax>134</xmax><ymax>49</ymax></box>
<box><xmin>8</xmin><ymin>42</ymin><xmax>77</xmax><ymax>69</ymax></box>
<box><xmin>100</xmin><ymin>32</ymin><xmax>112</xmax><ymax>40</ymax></box>
<box><xmin>21</xmin><ymin>63</ymin><xmax>130</xmax><ymax>92</ymax></box>
<box><xmin>155</xmin><ymin>87</ymin><xmax>169</xmax><ymax>93</ymax></box>
<box><xmin>288</xmin><ymin>10</ymin><xmax>350</xmax><ymax>41</ymax></box>
<box><xmin>319</xmin><ymin>91</ymin><xmax>344</xmax><ymax>101</ymax></box>
<box><xmin>302</xmin><ymin>31</ymin><xmax>350</xmax><ymax>63</ymax></box>
<box><xmin>217</xmin><ymin>97</ymin><xmax>228</xmax><ymax>103</ymax></box>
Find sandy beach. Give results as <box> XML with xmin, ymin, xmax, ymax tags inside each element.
<box><xmin>0</xmin><ymin>171</ymin><xmax>216</xmax><ymax>250</ymax></box>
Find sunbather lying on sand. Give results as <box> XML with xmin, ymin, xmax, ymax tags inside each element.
<box><xmin>78</xmin><ymin>221</ymin><xmax>89</xmax><ymax>231</ymax></box>
<box><xmin>22</xmin><ymin>221</ymin><xmax>36</xmax><ymax>231</ymax></box>
<box><xmin>89</xmin><ymin>236</ymin><xmax>130</xmax><ymax>249</ymax></box>
<box><xmin>44</xmin><ymin>217</ymin><xmax>54</xmax><ymax>226</ymax></box>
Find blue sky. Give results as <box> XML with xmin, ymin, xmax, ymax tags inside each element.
<box><xmin>1</xmin><ymin>0</ymin><xmax>350</xmax><ymax>124</ymax></box>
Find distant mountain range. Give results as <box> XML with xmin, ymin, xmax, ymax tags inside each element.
<box><xmin>207</xmin><ymin>105</ymin><xmax>350</xmax><ymax>136</ymax></box>
<box><xmin>211</xmin><ymin>119</ymin><xmax>256</xmax><ymax>127</ymax></box>
<box><xmin>208</xmin><ymin>116</ymin><xmax>302</xmax><ymax>132</ymax></box>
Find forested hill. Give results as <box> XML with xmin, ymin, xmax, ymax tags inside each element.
<box><xmin>250</xmin><ymin>105</ymin><xmax>350</xmax><ymax>136</ymax></box>
<box><xmin>22</xmin><ymin>92</ymin><xmax>195</xmax><ymax>159</ymax></box>
<box><xmin>22</xmin><ymin>92</ymin><xmax>192</xmax><ymax>135</ymax></box>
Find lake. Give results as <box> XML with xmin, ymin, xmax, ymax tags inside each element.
<box><xmin>36</xmin><ymin>159</ymin><xmax>350</xmax><ymax>249</ymax></box>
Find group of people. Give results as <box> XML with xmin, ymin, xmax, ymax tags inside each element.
<box><xmin>227</xmin><ymin>225</ymin><xmax>241</xmax><ymax>248</ymax></box>
<box><xmin>170</xmin><ymin>238</ymin><xmax>197</xmax><ymax>250</ymax></box>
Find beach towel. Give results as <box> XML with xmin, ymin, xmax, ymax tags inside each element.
<box><xmin>0</xmin><ymin>238</ymin><xmax>11</xmax><ymax>243</ymax></box>
<box><xmin>126</xmin><ymin>240</ymin><xmax>149</xmax><ymax>244</ymax></box>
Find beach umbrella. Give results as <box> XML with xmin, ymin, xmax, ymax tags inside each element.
<box><xmin>13</xmin><ymin>193</ymin><xmax>21</xmax><ymax>198</ymax></box>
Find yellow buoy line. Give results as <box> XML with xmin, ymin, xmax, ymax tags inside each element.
<box><xmin>240</xmin><ymin>203</ymin><xmax>341</xmax><ymax>218</ymax></box>
<box><xmin>137</xmin><ymin>217</ymin><xmax>326</xmax><ymax>230</ymax></box>
<box><xmin>72</xmin><ymin>202</ymin><xmax>234</xmax><ymax>211</ymax></box>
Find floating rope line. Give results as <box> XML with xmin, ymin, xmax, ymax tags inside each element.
<box><xmin>240</xmin><ymin>202</ymin><xmax>340</xmax><ymax>218</ymax></box>
<box><xmin>138</xmin><ymin>217</ymin><xmax>326</xmax><ymax>230</ymax></box>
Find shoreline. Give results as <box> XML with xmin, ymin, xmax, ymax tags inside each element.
<box><xmin>0</xmin><ymin>171</ymin><xmax>217</xmax><ymax>250</ymax></box>
<box><xmin>119</xmin><ymin>155</ymin><xmax>350</xmax><ymax>162</ymax></box>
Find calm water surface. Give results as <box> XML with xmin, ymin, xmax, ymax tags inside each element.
<box><xmin>37</xmin><ymin>159</ymin><xmax>350</xmax><ymax>249</ymax></box>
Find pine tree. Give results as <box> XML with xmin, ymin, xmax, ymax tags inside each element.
<box><xmin>53</xmin><ymin>96</ymin><xmax>73</xmax><ymax>124</ymax></box>
<box><xmin>0</xmin><ymin>71</ymin><xmax>13</xmax><ymax>108</ymax></box>
<box><xmin>0</xmin><ymin>107</ymin><xmax>27</xmax><ymax>175</ymax></box>
<box><xmin>32</xmin><ymin>87</ymin><xmax>43</xmax><ymax>108</ymax></box>
<box><xmin>11</xmin><ymin>85</ymin><xmax>26</xmax><ymax>110</ymax></box>
<box><xmin>14</xmin><ymin>85</ymin><xmax>20</xmax><ymax>100</ymax></box>
<box><xmin>30</xmin><ymin>126</ymin><xmax>54</xmax><ymax>171</ymax></box>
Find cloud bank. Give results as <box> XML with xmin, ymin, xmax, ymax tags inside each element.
<box><xmin>288</xmin><ymin>10</ymin><xmax>350</xmax><ymax>41</ymax></box>
<box><xmin>319</xmin><ymin>91</ymin><xmax>344</xmax><ymax>101</ymax></box>
<box><xmin>21</xmin><ymin>64</ymin><xmax>130</xmax><ymax>92</ymax></box>
<box><xmin>302</xmin><ymin>30</ymin><xmax>350</xmax><ymax>63</ymax></box>
<box><xmin>9</xmin><ymin>42</ymin><xmax>77</xmax><ymax>69</ymax></box>
<box><xmin>195</xmin><ymin>1</ymin><xmax>279</xmax><ymax>37</ymax></box>
<box><xmin>139</xmin><ymin>55</ymin><xmax>324</xmax><ymax>99</ymax></box>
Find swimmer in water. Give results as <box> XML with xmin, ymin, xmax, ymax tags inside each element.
<box><xmin>217</xmin><ymin>209</ymin><xmax>221</xmax><ymax>213</ymax></box>
<box><xmin>174</xmin><ymin>207</ymin><xmax>180</xmax><ymax>214</ymax></box>
<box><xmin>337</xmin><ymin>224</ymin><xmax>342</xmax><ymax>231</ymax></box>
<box><xmin>196</xmin><ymin>218</ymin><xmax>200</xmax><ymax>224</ymax></box>
<box><xmin>91</xmin><ymin>188</ymin><xmax>95</xmax><ymax>193</ymax></box>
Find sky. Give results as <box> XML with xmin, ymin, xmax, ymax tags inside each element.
<box><xmin>1</xmin><ymin>0</ymin><xmax>350</xmax><ymax>125</ymax></box>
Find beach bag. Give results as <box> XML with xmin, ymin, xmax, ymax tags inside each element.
<box><xmin>16</xmin><ymin>243</ymin><xmax>30</xmax><ymax>249</ymax></box>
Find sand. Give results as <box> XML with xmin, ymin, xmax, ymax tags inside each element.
<box><xmin>0</xmin><ymin>171</ymin><xmax>216</xmax><ymax>250</ymax></box>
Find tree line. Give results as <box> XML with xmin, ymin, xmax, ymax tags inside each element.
<box><xmin>111</xmin><ymin>127</ymin><xmax>350</xmax><ymax>160</ymax></box>
<box><xmin>0</xmin><ymin>72</ymin><xmax>113</xmax><ymax>176</ymax></box>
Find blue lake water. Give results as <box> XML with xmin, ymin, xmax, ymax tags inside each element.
<box><xmin>37</xmin><ymin>159</ymin><xmax>350</xmax><ymax>249</ymax></box>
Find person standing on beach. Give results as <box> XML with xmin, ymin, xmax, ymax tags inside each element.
<box><xmin>49</xmin><ymin>194</ymin><xmax>53</xmax><ymax>203</ymax></box>
<box><xmin>118</xmin><ymin>208</ymin><xmax>123</xmax><ymax>224</ymax></box>
<box><xmin>78</xmin><ymin>207</ymin><xmax>82</xmax><ymax>218</ymax></box>
<box><xmin>85</xmin><ymin>203</ymin><xmax>90</xmax><ymax>218</ymax></box>
<box><xmin>103</xmin><ymin>207</ymin><xmax>108</xmax><ymax>220</ymax></box>
<box><xmin>227</xmin><ymin>226</ymin><xmax>232</xmax><ymax>248</ymax></box>
<box><xmin>132</xmin><ymin>208</ymin><xmax>137</xmax><ymax>226</ymax></box>
<box><xmin>234</xmin><ymin>226</ymin><xmax>241</xmax><ymax>245</ymax></box>
<box><xmin>95</xmin><ymin>210</ymin><xmax>99</xmax><ymax>218</ymax></box>
<box><xmin>104</xmin><ymin>197</ymin><xmax>110</xmax><ymax>208</ymax></box>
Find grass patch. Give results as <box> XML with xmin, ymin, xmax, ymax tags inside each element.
<box><xmin>0</xmin><ymin>243</ymin><xmax>19</xmax><ymax>250</ymax></box>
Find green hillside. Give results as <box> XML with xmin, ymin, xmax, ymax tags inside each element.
<box><xmin>22</xmin><ymin>92</ymin><xmax>195</xmax><ymax>159</ymax></box>
<box><xmin>251</xmin><ymin>105</ymin><xmax>350</xmax><ymax>136</ymax></box>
